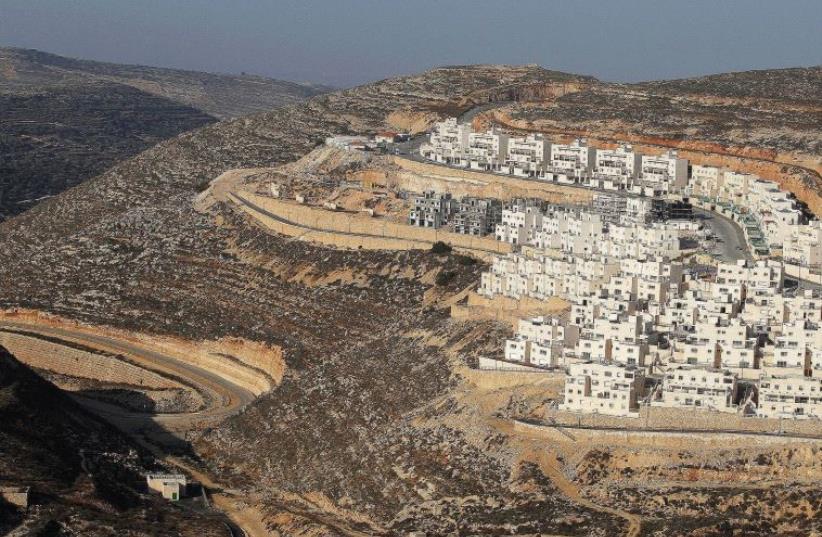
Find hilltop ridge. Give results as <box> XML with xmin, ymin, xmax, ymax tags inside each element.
<box><xmin>0</xmin><ymin>46</ymin><xmax>332</xmax><ymax>221</ymax></box>
<box><xmin>0</xmin><ymin>47</ymin><xmax>332</xmax><ymax>119</ymax></box>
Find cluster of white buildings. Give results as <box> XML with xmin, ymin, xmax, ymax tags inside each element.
<box><xmin>479</xmin><ymin>201</ymin><xmax>821</xmax><ymax>419</ymax></box>
<box><xmin>422</xmin><ymin>119</ymin><xmax>815</xmax><ymax>273</ymax></box>
<box><xmin>420</xmin><ymin>119</ymin><xmax>688</xmax><ymax>194</ymax></box>
<box><xmin>689</xmin><ymin>165</ymin><xmax>807</xmax><ymax>253</ymax></box>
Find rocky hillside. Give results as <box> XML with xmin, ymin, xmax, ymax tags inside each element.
<box><xmin>0</xmin><ymin>346</ymin><xmax>228</xmax><ymax>536</ymax></box>
<box><xmin>0</xmin><ymin>64</ymin><xmax>818</xmax><ymax>534</ymax></box>
<box><xmin>0</xmin><ymin>47</ymin><xmax>330</xmax><ymax>221</ymax></box>
<box><xmin>0</xmin><ymin>47</ymin><xmax>331</xmax><ymax>119</ymax></box>
<box><xmin>486</xmin><ymin>66</ymin><xmax>822</xmax><ymax>215</ymax></box>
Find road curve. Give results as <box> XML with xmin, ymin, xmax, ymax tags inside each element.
<box><xmin>0</xmin><ymin>320</ymin><xmax>256</xmax><ymax>431</ymax></box>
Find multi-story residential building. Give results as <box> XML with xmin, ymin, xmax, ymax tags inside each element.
<box><xmin>592</xmin><ymin>193</ymin><xmax>628</xmax><ymax>224</ymax></box>
<box><xmin>689</xmin><ymin>164</ymin><xmax>723</xmax><ymax>198</ymax></box>
<box><xmin>504</xmin><ymin>316</ymin><xmax>580</xmax><ymax>367</ymax></box>
<box><xmin>639</xmin><ymin>150</ymin><xmax>688</xmax><ymax>191</ymax></box>
<box><xmin>466</xmin><ymin>129</ymin><xmax>509</xmax><ymax>171</ymax></box>
<box><xmin>450</xmin><ymin>197</ymin><xmax>502</xmax><ymax>236</ymax></box>
<box><xmin>611</xmin><ymin>340</ymin><xmax>649</xmax><ymax>368</ymax></box>
<box><xmin>561</xmin><ymin>362</ymin><xmax>645</xmax><ymax>417</ymax></box>
<box><xmin>758</xmin><ymin>375</ymin><xmax>822</xmax><ymax>419</ymax></box>
<box><xmin>621</xmin><ymin>196</ymin><xmax>667</xmax><ymax>225</ymax></box>
<box><xmin>673</xmin><ymin>337</ymin><xmax>720</xmax><ymax>368</ymax></box>
<box><xmin>717</xmin><ymin>171</ymin><xmax>752</xmax><ymax>205</ymax></box>
<box><xmin>783</xmin><ymin>221</ymin><xmax>822</xmax><ymax>282</ymax></box>
<box><xmin>420</xmin><ymin>118</ymin><xmax>471</xmax><ymax>165</ymax></box>
<box><xmin>495</xmin><ymin>204</ymin><xmax>544</xmax><ymax>245</ymax></box>
<box><xmin>593</xmin><ymin>144</ymin><xmax>640</xmax><ymax>187</ymax></box>
<box><xmin>785</xmin><ymin>290</ymin><xmax>822</xmax><ymax>323</ymax></box>
<box><xmin>409</xmin><ymin>190</ymin><xmax>454</xmax><ymax>228</ymax></box>
<box><xmin>761</xmin><ymin>324</ymin><xmax>811</xmax><ymax>378</ymax></box>
<box><xmin>747</xmin><ymin>179</ymin><xmax>802</xmax><ymax>247</ymax></box>
<box><xmin>549</xmin><ymin>138</ymin><xmax>596</xmax><ymax>177</ymax></box>
<box><xmin>505</xmin><ymin>133</ymin><xmax>549</xmax><ymax>177</ymax></box>
<box><xmin>741</xmin><ymin>287</ymin><xmax>786</xmax><ymax>329</ymax></box>
<box><xmin>655</xmin><ymin>366</ymin><xmax>738</xmax><ymax>412</ymax></box>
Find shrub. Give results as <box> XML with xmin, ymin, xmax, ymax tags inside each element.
<box><xmin>430</xmin><ymin>241</ymin><xmax>452</xmax><ymax>255</ymax></box>
<box><xmin>454</xmin><ymin>254</ymin><xmax>476</xmax><ymax>266</ymax></box>
<box><xmin>195</xmin><ymin>179</ymin><xmax>212</xmax><ymax>192</ymax></box>
<box><xmin>435</xmin><ymin>270</ymin><xmax>456</xmax><ymax>287</ymax></box>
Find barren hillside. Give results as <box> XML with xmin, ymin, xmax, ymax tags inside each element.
<box><xmin>0</xmin><ymin>47</ymin><xmax>331</xmax><ymax>119</ymax></box>
<box><xmin>0</xmin><ymin>47</ymin><xmax>330</xmax><ymax>221</ymax></box>
<box><xmin>0</xmin><ymin>64</ymin><xmax>819</xmax><ymax>535</ymax></box>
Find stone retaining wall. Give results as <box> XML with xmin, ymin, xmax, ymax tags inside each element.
<box><xmin>544</xmin><ymin>405</ymin><xmax>822</xmax><ymax>438</ymax></box>
<box><xmin>232</xmin><ymin>192</ymin><xmax>512</xmax><ymax>259</ymax></box>
<box><xmin>391</xmin><ymin>158</ymin><xmax>593</xmax><ymax>205</ymax></box>
<box><xmin>0</xmin><ymin>332</ymin><xmax>180</xmax><ymax>390</ymax></box>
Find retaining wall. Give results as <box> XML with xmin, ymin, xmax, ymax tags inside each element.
<box><xmin>391</xmin><ymin>158</ymin><xmax>593</xmax><ymax>205</ymax></box>
<box><xmin>232</xmin><ymin>192</ymin><xmax>513</xmax><ymax>258</ymax></box>
<box><xmin>0</xmin><ymin>332</ymin><xmax>181</xmax><ymax>389</ymax></box>
<box><xmin>544</xmin><ymin>405</ymin><xmax>822</xmax><ymax>438</ymax></box>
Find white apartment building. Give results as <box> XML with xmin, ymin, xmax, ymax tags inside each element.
<box><xmin>505</xmin><ymin>316</ymin><xmax>580</xmax><ymax>367</ymax></box>
<box><xmin>718</xmin><ymin>171</ymin><xmax>753</xmax><ymax>205</ymax></box>
<box><xmin>689</xmin><ymin>164</ymin><xmax>723</xmax><ymax>198</ymax></box>
<box><xmin>466</xmin><ymin>129</ymin><xmax>509</xmax><ymax>171</ymax></box>
<box><xmin>421</xmin><ymin>118</ymin><xmax>471</xmax><ymax>166</ymax></box>
<box><xmin>561</xmin><ymin>362</ymin><xmax>645</xmax><ymax>417</ymax></box>
<box><xmin>674</xmin><ymin>337</ymin><xmax>720</xmax><ymax>369</ymax></box>
<box><xmin>549</xmin><ymin>139</ymin><xmax>596</xmax><ymax>177</ymax></box>
<box><xmin>639</xmin><ymin>150</ymin><xmax>688</xmax><ymax>191</ymax></box>
<box><xmin>741</xmin><ymin>287</ymin><xmax>785</xmax><ymax>329</ymax></box>
<box><xmin>747</xmin><ymin>179</ymin><xmax>802</xmax><ymax>247</ymax></box>
<box><xmin>505</xmin><ymin>133</ymin><xmax>549</xmax><ymax>177</ymax></box>
<box><xmin>783</xmin><ymin>221</ymin><xmax>822</xmax><ymax>281</ymax></box>
<box><xmin>611</xmin><ymin>340</ymin><xmax>649</xmax><ymax>368</ymax></box>
<box><xmin>495</xmin><ymin>205</ymin><xmax>544</xmax><ymax>245</ymax></box>
<box><xmin>785</xmin><ymin>290</ymin><xmax>822</xmax><ymax>323</ymax></box>
<box><xmin>655</xmin><ymin>366</ymin><xmax>738</xmax><ymax>413</ymax></box>
<box><xmin>758</xmin><ymin>375</ymin><xmax>822</xmax><ymax>419</ymax></box>
<box><xmin>594</xmin><ymin>144</ymin><xmax>640</xmax><ymax>185</ymax></box>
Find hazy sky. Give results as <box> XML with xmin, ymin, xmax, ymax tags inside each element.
<box><xmin>1</xmin><ymin>0</ymin><xmax>820</xmax><ymax>88</ymax></box>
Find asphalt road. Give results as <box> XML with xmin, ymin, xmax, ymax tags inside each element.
<box><xmin>0</xmin><ymin>321</ymin><xmax>255</xmax><ymax>432</ymax></box>
<box><xmin>692</xmin><ymin>207</ymin><xmax>751</xmax><ymax>262</ymax></box>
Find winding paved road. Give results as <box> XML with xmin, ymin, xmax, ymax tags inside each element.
<box><xmin>0</xmin><ymin>320</ymin><xmax>255</xmax><ymax>432</ymax></box>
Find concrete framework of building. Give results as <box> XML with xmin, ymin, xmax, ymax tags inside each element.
<box><xmin>409</xmin><ymin>190</ymin><xmax>509</xmax><ymax>236</ymax></box>
<box><xmin>420</xmin><ymin>118</ymin><xmax>815</xmax><ymax>272</ymax></box>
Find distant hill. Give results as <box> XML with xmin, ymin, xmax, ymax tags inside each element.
<box><xmin>0</xmin><ymin>346</ymin><xmax>226</xmax><ymax>535</ymax></box>
<box><xmin>0</xmin><ymin>47</ymin><xmax>333</xmax><ymax>119</ymax></box>
<box><xmin>0</xmin><ymin>47</ymin><xmax>331</xmax><ymax>221</ymax></box>
<box><xmin>633</xmin><ymin>65</ymin><xmax>822</xmax><ymax>102</ymax></box>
